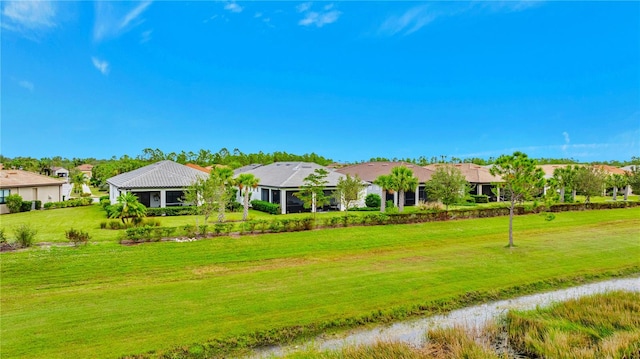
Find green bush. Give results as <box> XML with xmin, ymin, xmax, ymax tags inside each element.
<box><xmin>43</xmin><ymin>202</ymin><xmax>54</xmax><ymax>210</ymax></box>
<box><xmin>65</xmin><ymin>228</ymin><xmax>90</xmax><ymax>246</ymax></box>
<box><xmin>365</xmin><ymin>194</ymin><xmax>381</xmax><ymax>208</ymax></box>
<box><xmin>349</xmin><ymin>207</ymin><xmax>380</xmax><ymax>212</ymax></box>
<box><xmin>34</xmin><ymin>200</ymin><xmax>42</xmax><ymax>210</ymax></box>
<box><xmin>99</xmin><ymin>195</ymin><xmax>110</xmax><ymax>202</ymax></box>
<box><xmin>44</xmin><ymin>198</ymin><xmax>93</xmax><ymax>210</ymax></box>
<box><xmin>0</xmin><ymin>228</ymin><xmax>6</xmax><ymax>243</ymax></box>
<box><xmin>251</xmin><ymin>200</ymin><xmax>280</xmax><ymax>215</ymax></box>
<box><xmin>14</xmin><ymin>223</ymin><xmax>37</xmax><ymax>248</ymax></box>
<box><xmin>146</xmin><ymin>206</ymin><xmax>197</xmax><ymax>217</ymax></box>
<box><xmin>470</xmin><ymin>195</ymin><xmax>489</xmax><ymax>203</ymax></box>
<box><xmin>20</xmin><ymin>201</ymin><xmax>33</xmax><ymax>212</ymax></box>
<box><xmin>5</xmin><ymin>194</ymin><xmax>23</xmax><ymax>213</ymax></box>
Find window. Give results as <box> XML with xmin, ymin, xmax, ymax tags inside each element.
<box><xmin>166</xmin><ymin>191</ymin><xmax>185</xmax><ymax>206</ymax></box>
<box><xmin>0</xmin><ymin>189</ymin><xmax>10</xmax><ymax>204</ymax></box>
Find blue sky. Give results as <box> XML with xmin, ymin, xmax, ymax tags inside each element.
<box><xmin>2</xmin><ymin>1</ymin><xmax>639</xmax><ymax>163</ymax></box>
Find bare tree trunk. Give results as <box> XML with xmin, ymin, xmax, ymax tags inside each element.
<box><xmin>508</xmin><ymin>201</ymin><xmax>514</xmax><ymax>248</ymax></box>
<box><xmin>399</xmin><ymin>191</ymin><xmax>405</xmax><ymax>213</ymax></box>
<box><xmin>572</xmin><ymin>189</ymin><xmax>576</xmax><ymax>202</ymax></box>
<box><xmin>613</xmin><ymin>186</ymin><xmax>618</xmax><ymax>201</ymax></box>
<box><xmin>380</xmin><ymin>190</ymin><xmax>386</xmax><ymax>213</ymax></box>
<box><xmin>624</xmin><ymin>185</ymin><xmax>629</xmax><ymax>201</ymax></box>
<box><xmin>243</xmin><ymin>191</ymin><xmax>249</xmax><ymax>221</ymax></box>
<box><xmin>559</xmin><ymin>187</ymin><xmax>565</xmax><ymax>203</ymax></box>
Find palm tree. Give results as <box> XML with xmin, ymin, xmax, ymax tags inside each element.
<box><xmin>236</xmin><ymin>173</ymin><xmax>260</xmax><ymax>221</ymax></box>
<box><xmin>374</xmin><ymin>175</ymin><xmax>395</xmax><ymax>213</ymax></box>
<box><xmin>70</xmin><ymin>170</ymin><xmax>88</xmax><ymax>196</ymax></box>
<box><xmin>608</xmin><ymin>174</ymin><xmax>628</xmax><ymax>201</ymax></box>
<box><xmin>552</xmin><ymin>166</ymin><xmax>578</xmax><ymax>202</ymax></box>
<box><xmin>109</xmin><ymin>193</ymin><xmax>147</xmax><ymax>224</ymax></box>
<box><xmin>210</xmin><ymin>167</ymin><xmax>235</xmax><ymax>223</ymax></box>
<box><xmin>389</xmin><ymin>166</ymin><xmax>418</xmax><ymax>213</ymax></box>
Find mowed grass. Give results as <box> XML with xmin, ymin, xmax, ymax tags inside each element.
<box><xmin>1</xmin><ymin>208</ymin><xmax>639</xmax><ymax>358</ymax></box>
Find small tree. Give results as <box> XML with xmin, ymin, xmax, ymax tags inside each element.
<box><xmin>109</xmin><ymin>193</ymin><xmax>147</xmax><ymax>224</ymax></box>
<box><xmin>211</xmin><ymin>167</ymin><xmax>235</xmax><ymax>223</ymax></box>
<box><xmin>552</xmin><ymin>165</ymin><xmax>578</xmax><ymax>203</ymax></box>
<box><xmin>294</xmin><ymin>168</ymin><xmax>330</xmax><ymax>218</ymax></box>
<box><xmin>236</xmin><ymin>173</ymin><xmax>260</xmax><ymax>221</ymax></box>
<box><xmin>70</xmin><ymin>169</ymin><xmax>87</xmax><ymax>196</ymax></box>
<box><xmin>608</xmin><ymin>174</ymin><xmax>628</xmax><ymax>201</ymax></box>
<box><xmin>14</xmin><ymin>223</ymin><xmax>37</xmax><ymax>248</ymax></box>
<box><xmin>574</xmin><ymin>165</ymin><xmax>607</xmax><ymax>203</ymax></box>
<box><xmin>389</xmin><ymin>166</ymin><xmax>418</xmax><ymax>213</ymax></box>
<box><xmin>373</xmin><ymin>175</ymin><xmax>394</xmax><ymax>213</ymax></box>
<box><xmin>5</xmin><ymin>194</ymin><xmax>23</xmax><ymax>214</ymax></box>
<box><xmin>489</xmin><ymin>152</ymin><xmax>545</xmax><ymax>248</ymax></box>
<box><xmin>333</xmin><ymin>174</ymin><xmax>366</xmax><ymax>214</ymax></box>
<box><xmin>625</xmin><ymin>161</ymin><xmax>640</xmax><ymax>199</ymax></box>
<box><xmin>426</xmin><ymin>164</ymin><xmax>469</xmax><ymax>211</ymax></box>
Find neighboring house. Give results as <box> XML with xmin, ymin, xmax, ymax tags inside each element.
<box><xmin>51</xmin><ymin>166</ymin><xmax>70</xmax><ymax>179</ymax></box>
<box><xmin>0</xmin><ymin>168</ymin><xmax>65</xmax><ymax>214</ymax></box>
<box><xmin>107</xmin><ymin>160</ymin><xmax>209</xmax><ymax>208</ymax></box>
<box><xmin>425</xmin><ymin>163</ymin><xmax>503</xmax><ymax>201</ymax></box>
<box><xmin>336</xmin><ymin>162</ymin><xmax>434</xmax><ymax>207</ymax></box>
<box><xmin>76</xmin><ymin>164</ymin><xmax>94</xmax><ymax>179</ymax></box>
<box><xmin>185</xmin><ymin>163</ymin><xmax>211</xmax><ymax>174</ymax></box>
<box><xmin>234</xmin><ymin>162</ymin><xmax>360</xmax><ymax>214</ymax></box>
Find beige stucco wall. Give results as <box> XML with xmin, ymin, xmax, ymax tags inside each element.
<box><xmin>0</xmin><ymin>185</ymin><xmax>62</xmax><ymax>214</ymax></box>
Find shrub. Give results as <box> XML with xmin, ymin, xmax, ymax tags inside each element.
<box><xmin>349</xmin><ymin>207</ymin><xmax>380</xmax><ymax>212</ymax></box>
<box><xmin>251</xmin><ymin>200</ymin><xmax>280</xmax><ymax>215</ymax></box>
<box><xmin>20</xmin><ymin>201</ymin><xmax>33</xmax><ymax>212</ymax></box>
<box><xmin>43</xmin><ymin>202</ymin><xmax>54</xmax><ymax>210</ymax></box>
<box><xmin>33</xmin><ymin>200</ymin><xmax>42</xmax><ymax>210</ymax></box>
<box><xmin>99</xmin><ymin>195</ymin><xmax>110</xmax><ymax>202</ymax></box>
<box><xmin>14</xmin><ymin>223</ymin><xmax>37</xmax><ymax>248</ymax></box>
<box><xmin>80</xmin><ymin>192</ymin><xmax>92</xmax><ymax>197</ymax></box>
<box><xmin>365</xmin><ymin>193</ymin><xmax>381</xmax><ymax>208</ymax></box>
<box><xmin>227</xmin><ymin>201</ymin><xmax>242</xmax><ymax>212</ymax></box>
<box><xmin>0</xmin><ymin>228</ymin><xmax>6</xmax><ymax>243</ymax></box>
<box><xmin>416</xmin><ymin>201</ymin><xmax>444</xmax><ymax>211</ymax></box>
<box><xmin>146</xmin><ymin>206</ymin><xmax>197</xmax><ymax>217</ymax></box>
<box><xmin>470</xmin><ymin>195</ymin><xmax>489</xmax><ymax>203</ymax></box>
<box><xmin>65</xmin><ymin>228</ymin><xmax>90</xmax><ymax>246</ymax></box>
<box><xmin>5</xmin><ymin>194</ymin><xmax>23</xmax><ymax>213</ymax></box>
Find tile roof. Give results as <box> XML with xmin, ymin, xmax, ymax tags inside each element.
<box><xmin>185</xmin><ymin>163</ymin><xmax>211</xmax><ymax>173</ymax></box>
<box><xmin>594</xmin><ymin>164</ymin><xmax>627</xmax><ymax>175</ymax></box>
<box><xmin>425</xmin><ymin>163</ymin><xmax>502</xmax><ymax>183</ymax></box>
<box><xmin>107</xmin><ymin>160</ymin><xmax>209</xmax><ymax>189</ymax></box>
<box><xmin>237</xmin><ymin>162</ymin><xmax>350</xmax><ymax>188</ymax></box>
<box><xmin>76</xmin><ymin>164</ymin><xmax>94</xmax><ymax>171</ymax></box>
<box><xmin>336</xmin><ymin>162</ymin><xmax>434</xmax><ymax>183</ymax></box>
<box><xmin>0</xmin><ymin>170</ymin><xmax>66</xmax><ymax>188</ymax></box>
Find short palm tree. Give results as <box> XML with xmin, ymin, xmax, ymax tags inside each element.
<box><xmin>236</xmin><ymin>173</ymin><xmax>260</xmax><ymax>221</ymax></box>
<box><xmin>70</xmin><ymin>171</ymin><xmax>88</xmax><ymax>196</ymax></box>
<box><xmin>109</xmin><ymin>193</ymin><xmax>147</xmax><ymax>224</ymax></box>
<box><xmin>210</xmin><ymin>167</ymin><xmax>235</xmax><ymax>223</ymax></box>
<box><xmin>389</xmin><ymin>166</ymin><xmax>418</xmax><ymax>213</ymax></box>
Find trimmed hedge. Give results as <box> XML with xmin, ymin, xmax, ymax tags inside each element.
<box><xmin>470</xmin><ymin>195</ymin><xmax>489</xmax><ymax>203</ymax></box>
<box><xmin>43</xmin><ymin>198</ymin><xmax>93</xmax><ymax>210</ymax></box>
<box><xmin>250</xmin><ymin>200</ymin><xmax>280</xmax><ymax>215</ymax></box>
<box><xmin>146</xmin><ymin>206</ymin><xmax>197</xmax><ymax>217</ymax></box>
<box><xmin>20</xmin><ymin>201</ymin><xmax>33</xmax><ymax>212</ymax></box>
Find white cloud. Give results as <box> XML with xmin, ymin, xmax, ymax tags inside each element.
<box><xmin>1</xmin><ymin>0</ymin><xmax>57</xmax><ymax>38</ymax></box>
<box><xmin>18</xmin><ymin>80</ymin><xmax>34</xmax><ymax>91</ymax></box>
<box><xmin>378</xmin><ymin>5</ymin><xmax>436</xmax><ymax>37</ymax></box>
<box><xmin>140</xmin><ymin>29</ymin><xmax>152</xmax><ymax>43</ymax></box>
<box><xmin>298</xmin><ymin>3</ymin><xmax>341</xmax><ymax>28</ymax></box>
<box><xmin>254</xmin><ymin>12</ymin><xmax>262</xmax><ymax>18</ymax></box>
<box><xmin>94</xmin><ymin>1</ymin><xmax>153</xmax><ymax>42</ymax></box>
<box><xmin>92</xmin><ymin>57</ymin><xmax>110</xmax><ymax>75</ymax></box>
<box><xmin>296</xmin><ymin>2</ymin><xmax>312</xmax><ymax>13</ymax></box>
<box><xmin>562</xmin><ymin>131</ymin><xmax>570</xmax><ymax>151</ymax></box>
<box><xmin>482</xmin><ymin>1</ymin><xmax>543</xmax><ymax>13</ymax></box>
<box><xmin>224</xmin><ymin>1</ymin><xmax>243</xmax><ymax>13</ymax></box>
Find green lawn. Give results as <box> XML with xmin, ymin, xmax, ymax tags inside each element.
<box><xmin>1</xmin><ymin>207</ymin><xmax>639</xmax><ymax>358</ymax></box>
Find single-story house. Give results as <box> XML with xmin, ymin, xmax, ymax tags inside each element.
<box><xmin>234</xmin><ymin>162</ymin><xmax>362</xmax><ymax>214</ymax></box>
<box><xmin>76</xmin><ymin>164</ymin><xmax>94</xmax><ymax>179</ymax></box>
<box><xmin>107</xmin><ymin>160</ymin><xmax>209</xmax><ymax>208</ymax></box>
<box><xmin>51</xmin><ymin>166</ymin><xmax>69</xmax><ymax>179</ymax></box>
<box><xmin>336</xmin><ymin>162</ymin><xmax>434</xmax><ymax>207</ymax></box>
<box><xmin>0</xmin><ymin>167</ymin><xmax>65</xmax><ymax>214</ymax></box>
<box><xmin>426</xmin><ymin>163</ymin><xmax>503</xmax><ymax>201</ymax></box>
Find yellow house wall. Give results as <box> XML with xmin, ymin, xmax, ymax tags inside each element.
<box><xmin>0</xmin><ymin>185</ymin><xmax>62</xmax><ymax>214</ymax></box>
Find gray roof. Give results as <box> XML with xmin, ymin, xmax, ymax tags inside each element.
<box><xmin>107</xmin><ymin>160</ymin><xmax>209</xmax><ymax>189</ymax></box>
<box><xmin>237</xmin><ymin>162</ymin><xmax>350</xmax><ymax>188</ymax></box>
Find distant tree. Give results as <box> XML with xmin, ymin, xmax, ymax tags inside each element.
<box><xmin>607</xmin><ymin>174</ymin><xmax>628</xmax><ymax>201</ymax></box>
<box><xmin>574</xmin><ymin>166</ymin><xmax>607</xmax><ymax>203</ymax></box>
<box><xmin>490</xmin><ymin>152</ymin><xmax>545</xmax><ymax>248</ymax></box>
<box><xmin>373</xmin><ymin>175</ymin><xmax>395</xmax><ymax>213</ymax></box>
<box><xmin>332</xmin><ymin>174</ymin><xmax>367</xmax><ymax>214</ymax></box>
<box><xmin>294</xmin><ymin>168</ymin><xmax>330</xmax><ymax>218</ymax></box>
<box><xmin>552</xmin><ymin>165</ymin><xmax>579</xmax><ymax>203</ymax></box>
<box><xmin>109</xmin><ymin>193</ymin><xmax>147</xmax><ymax>224</ymax></box>
<box><xmin>236</xmin><ymin>173</ymin><xmax>260</xmax><ymax>221</ymax></box>
<box><xmin>389</xmin><ymin>166</ymin><xmax>418</xmax><ymax>213</ymax></box>
<box><xmin>625</xmin><ymin>159</ymin><xmax>640</xmax><ymax>196</ymax></box>
<box><xmin>426</xmin><ymin>165</ymin><xmax>469</xmax><ymax>210</ymax></box>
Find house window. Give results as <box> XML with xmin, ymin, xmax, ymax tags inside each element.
<box><xmin>0</xmin><ymin>189</ymin><xmax>9</xmax><ymax>204</ymax></box>
<box><xmin>166</xmin><ymin>191</ymin><xmax>185</xmax><ymax>206</ymax></box>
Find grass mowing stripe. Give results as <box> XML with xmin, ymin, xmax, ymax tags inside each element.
<box><xmin>1</xmin><ymin>208</ymin><xmax>639</xmax><ymax>358</ymax></box>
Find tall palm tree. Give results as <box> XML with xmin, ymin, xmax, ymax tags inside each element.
<box><xmin>236</xmin><ymin>173</ymin><xmax>260</xmax><ymax>221</ymax></box>
<box><xmin>70</xmin><ymin>170</ymin><xmax>88</xmax><ymax>196</ymax></box>
<box><xmin>373</xmin><ymin>175</ymin><xmax>394</xmax><ymax>213</ymax></box>
<box><xmin>389</xmin><ymin>166</ymin><xmax>418</xmax><ymax>213</ymax></box>
<box><xmin>211</xmin><ymin>167</ymin><xmax>235</xmax><ymax>223</ymax></box>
